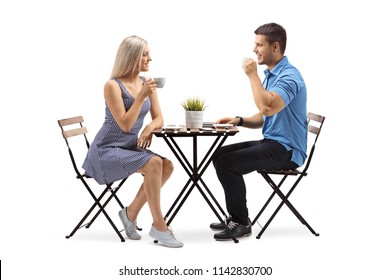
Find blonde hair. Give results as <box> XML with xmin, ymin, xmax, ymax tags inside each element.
<box><xmin>111</xmin><ymin>35</ymin><xmax>148</xmax><ymax>78</ymax></box>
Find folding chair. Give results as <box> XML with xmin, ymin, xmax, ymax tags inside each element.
<box><xmin>58</xmin><ymin>116</ymin><xmax>129</xmax><ymax>242</ymax></box>
<box><xmin>251</xmin><ymin>112</ymin><xmax>325</xmax><ymax>239</ymax></box>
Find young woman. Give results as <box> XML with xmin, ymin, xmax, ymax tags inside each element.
<box><xmin>83</xmin><ymin>35</ymin><xmax>183</xmax><ymax>248</ymax></box>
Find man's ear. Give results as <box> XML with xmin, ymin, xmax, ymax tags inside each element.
<box><xmin>273</xmin><ymin>42</ymin><xmax>280</xmax><ymax>53</ymax></box>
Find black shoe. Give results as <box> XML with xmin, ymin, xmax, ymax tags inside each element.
<box><xmin>210</xmin><ymin>217</ymin><xmax>251</xmax><ymax>231</ymax></box>
<box><xmin>210</xmin><ymin>216</ymin><xmax>233</xmax><ymax>231</ymax></box>
<box><xmin>214</xmin><ymin>221</ymin><xmax>252</xmax><ymax>241</ymax></box>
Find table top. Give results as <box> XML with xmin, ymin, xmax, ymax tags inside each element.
<box><xmin>153</xmin><ymin>126</ymin><xmax>239</xmax><ymax>137</ymax></box>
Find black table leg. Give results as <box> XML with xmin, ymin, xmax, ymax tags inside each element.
<box><xmin>162</xmin><ymin>134</ymin><xmax>238</xmax><ymax>243</ymax></box>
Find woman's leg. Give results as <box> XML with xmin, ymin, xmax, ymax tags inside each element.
<box><xmin>126</xmin><ymin>157</ymin><xmax>173</xmax><ymax>230</ymax></box>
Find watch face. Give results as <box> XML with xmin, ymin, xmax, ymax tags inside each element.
<box><xmin>235</xmin><ymin>116</ymin><xmax>243</xmax><ymax>126</ymax></box>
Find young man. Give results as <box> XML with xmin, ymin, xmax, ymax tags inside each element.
<box><xmin>211</xmin><ymin>22</ymin><xmax>307</xmax><ymax>240</ymax></box>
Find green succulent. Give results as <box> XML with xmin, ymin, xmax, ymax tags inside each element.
<box><xmin>181</xmin><ymin>97</ymin><xmax>207</xmax><ymax>111</ymax></box>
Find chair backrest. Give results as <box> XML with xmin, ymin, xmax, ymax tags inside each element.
<box><xmin>58</xmin><ymin>116</ymin><xmax>90</xmax><ymax>178</ymax></box>
<box><xmin>302</xmin><ymin>112</ymin><xmax>326</xmax><ymax>173</ymax></box>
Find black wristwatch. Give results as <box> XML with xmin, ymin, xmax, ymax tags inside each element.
<box><xmin>235</xmin><ymin>116</ymin><xmax>243</xmax><ymax>126</ymax></box>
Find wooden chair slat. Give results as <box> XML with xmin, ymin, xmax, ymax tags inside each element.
<box><xmin>308</xmin><ymin>112</ymin><xmax>325</xmax><ymax>123</ymax></box>
<box><xmin>62</xmin><ymin>127</ymin><xmax>88</xmax><ymax>138</ymax></box>
<box><xmin>58</xmin><ymin>116</ymin><xmax>84</xmax><ymax>126</ymax></box>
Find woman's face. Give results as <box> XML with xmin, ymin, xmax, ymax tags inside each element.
<box><xmin>140</xmin><ymin>45</ymin><xmax>152</xmax><ymax>72</ymax></box>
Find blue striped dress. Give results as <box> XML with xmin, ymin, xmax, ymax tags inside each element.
<box><xmin>82</xmin><ymin>78</ymin><xmax>157</xmax><ymax>185</ymax></box>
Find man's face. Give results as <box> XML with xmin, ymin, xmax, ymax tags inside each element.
<box><xmin>253</xmin><ymin>34</ymin><xmax>274</xmax><ymax>66</ymax></box>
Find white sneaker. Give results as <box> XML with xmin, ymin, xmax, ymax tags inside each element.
<box><xmin>149</xmin><ymin>225</ymin><xmax>184</xmax><ymax>248</ymax></box>
<box><xmin>118</xmin><ymin>207</ymin><xmax>141</xmax><ymax>240</ymax></box>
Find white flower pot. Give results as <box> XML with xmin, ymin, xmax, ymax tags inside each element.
<box><xmin>185</xmin><ymin>111</ymin><xmax>204</xmax><ymax>129</ymax></box>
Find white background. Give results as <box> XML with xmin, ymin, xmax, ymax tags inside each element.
<box><xmin>1</xmin><ymin>0</ymin><xmax>389</xmax><ymax>279</ymax></box>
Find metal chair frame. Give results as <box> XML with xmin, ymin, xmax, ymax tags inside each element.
<box><xmin>58</xmin><ymin>116</ymin><xmax>128</xmax><ymax>242</ymax></box>
<box><xmin>252</xmin><ymin>112</ymin><xmax>325</xmax><ymax>239</ymax></box>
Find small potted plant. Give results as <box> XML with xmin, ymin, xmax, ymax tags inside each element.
<box><xmin>181</xmin><ymin>97</ymin><xmax>207</xmax><ymax>128</ymax></box>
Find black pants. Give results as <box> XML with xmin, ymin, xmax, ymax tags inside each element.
<box><xmin>212</xmin><ymin>139</ymin><xmax>298</xmax><ymax>225</ymax></box>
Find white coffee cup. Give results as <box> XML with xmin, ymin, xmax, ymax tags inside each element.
<box><xmin>154</xmin><ymin>77</ymin><xmax>166</xmax><ymax>88</ymax></box>
<box><xmin>241</xmin><ymin>57</ymin><xmax>249</xmax><ymax>67</ymax></box>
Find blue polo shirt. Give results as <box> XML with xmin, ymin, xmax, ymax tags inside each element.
<box><xmin>262</xmin><ymin>56</ymin><xmax>307</xmax><ymax>166</ymax></box>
